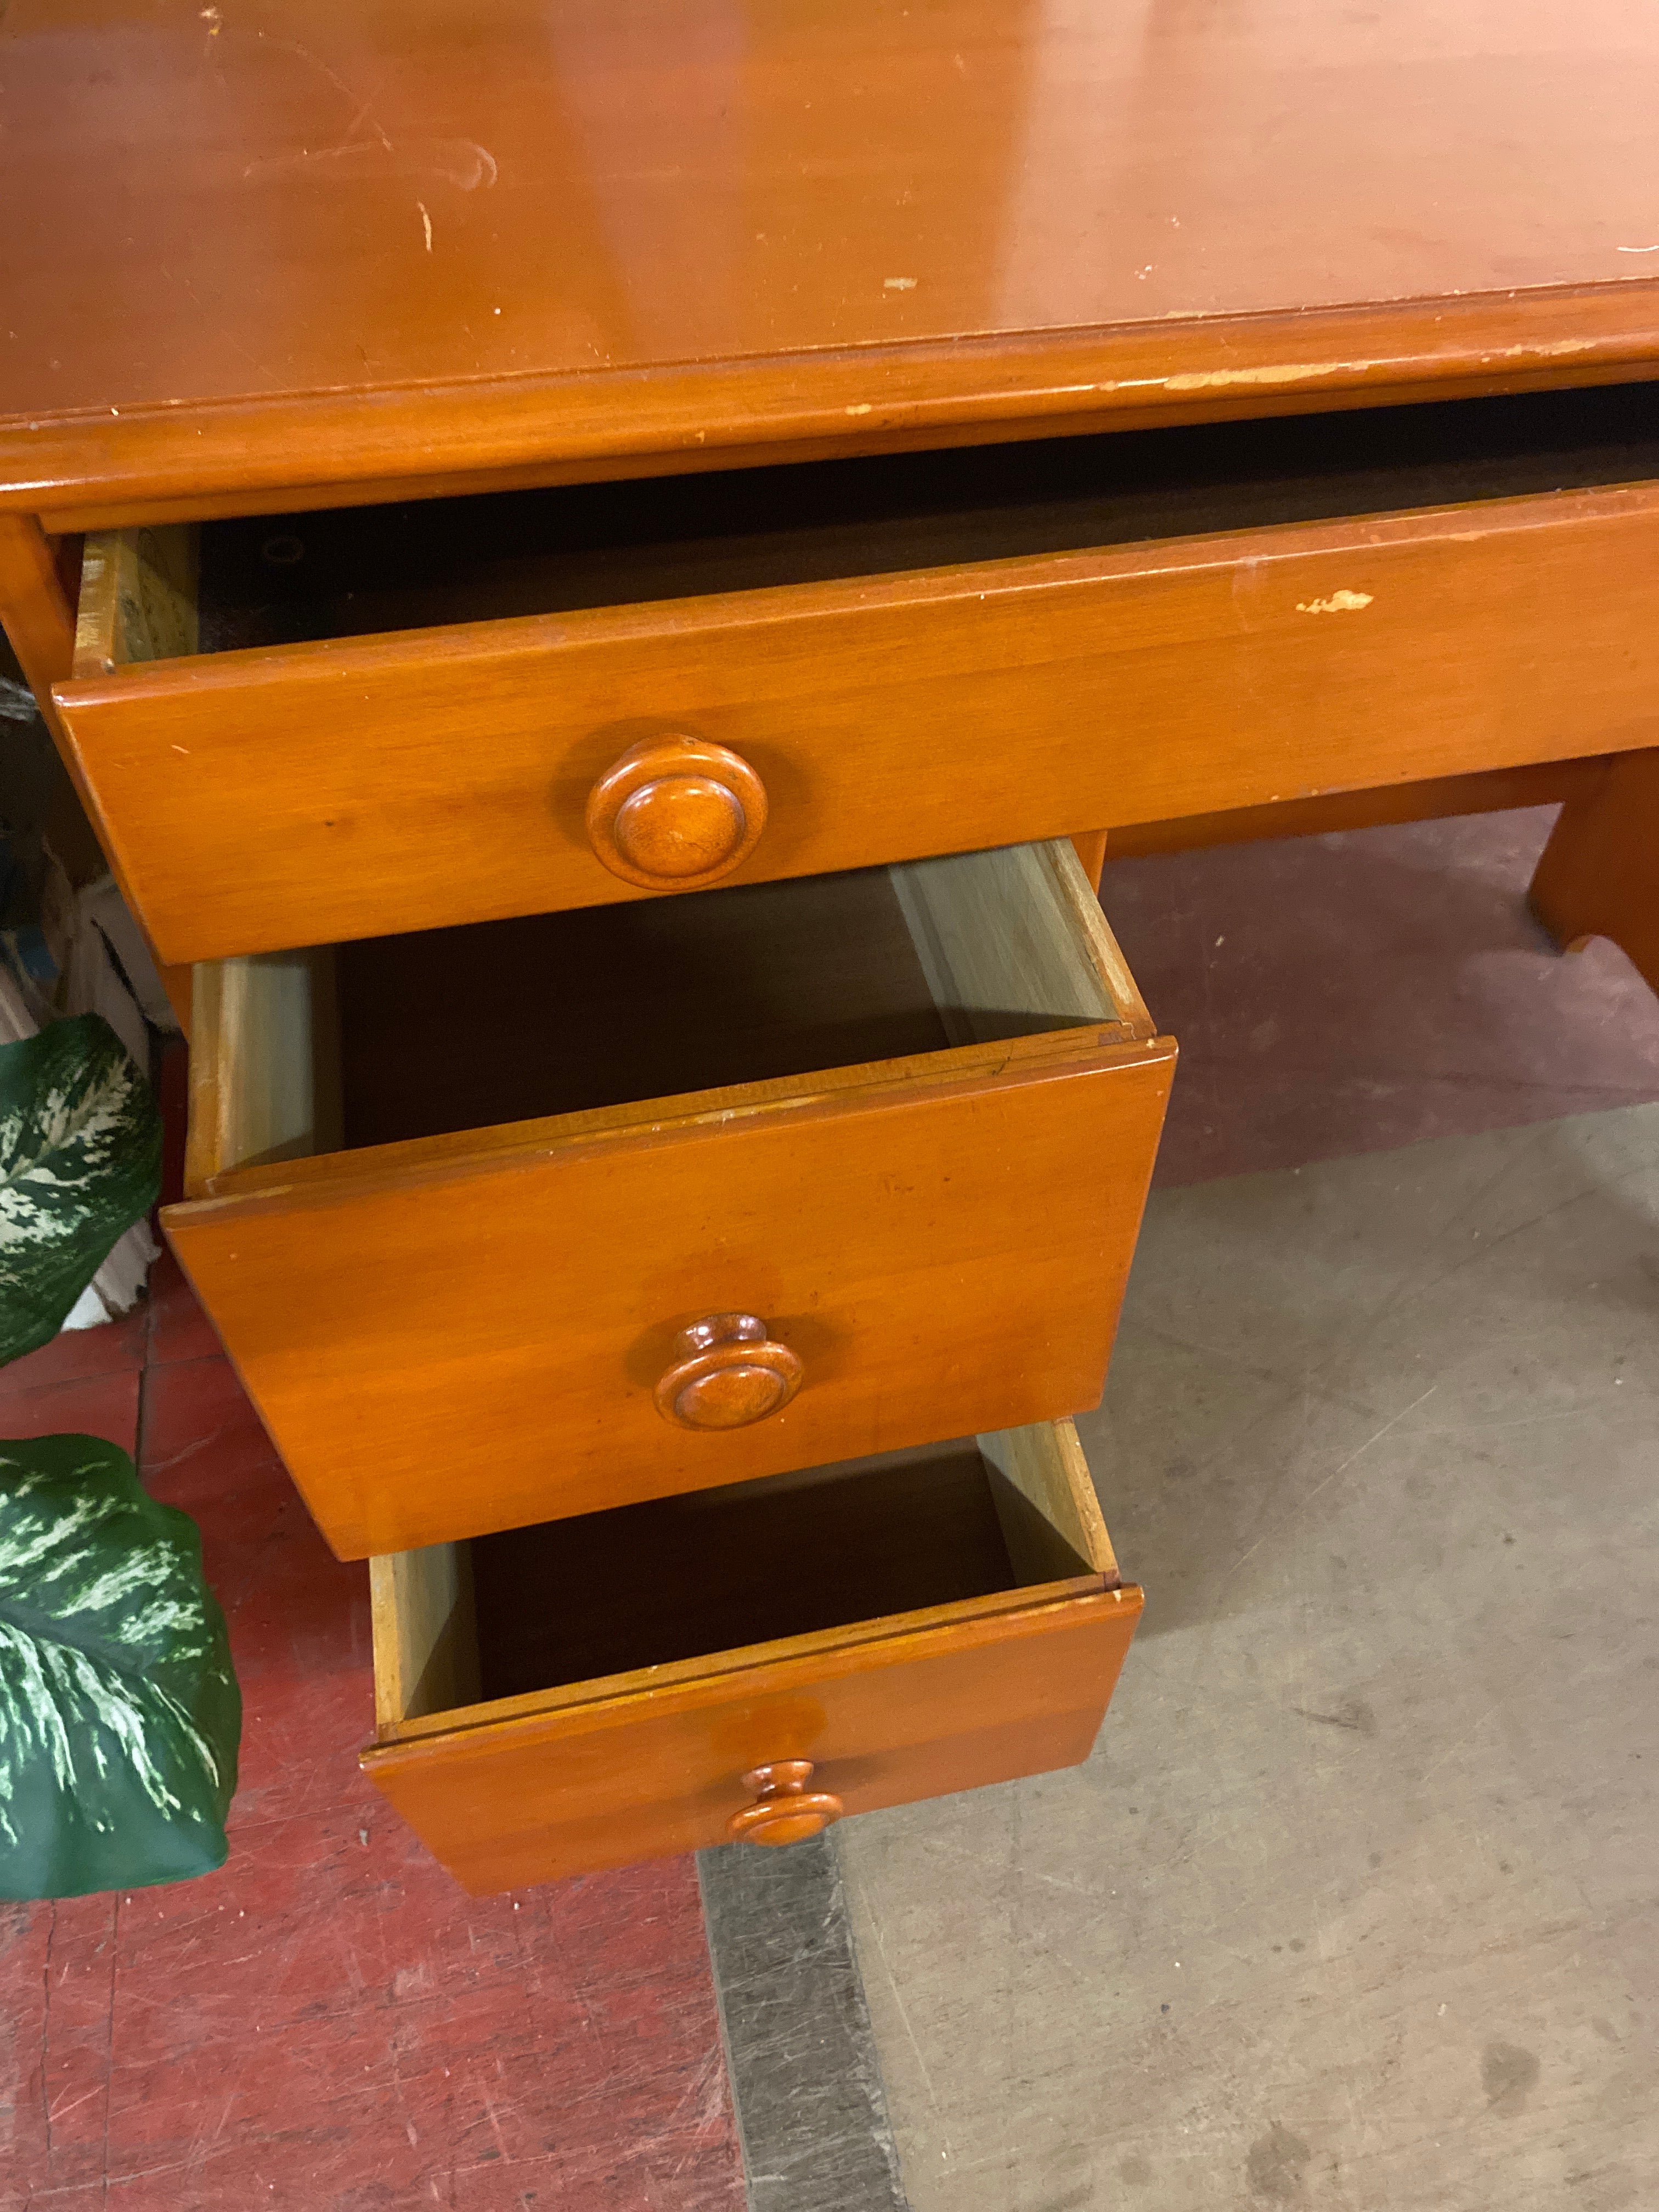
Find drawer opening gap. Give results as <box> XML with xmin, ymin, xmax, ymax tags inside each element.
<box><xmin>173</xmin><ymin>380</ymin><xmax>1659</xmax><ymax>651</ymax></box>
<box><xmin>374</xmin><ymin>1426</ymin><xmax>1115</xmax><ymax>1734</ymax></box>
<box><xmin>191</xmin><ymin>839</ymin><xmax>1140</xmax><ymax>1178</ymax></box>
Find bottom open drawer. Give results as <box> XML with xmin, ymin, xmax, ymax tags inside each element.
<box><xmin>362</xmin><ymin>1418</ymin><xmax>1141</xmax><ymax>1891</ymax></box>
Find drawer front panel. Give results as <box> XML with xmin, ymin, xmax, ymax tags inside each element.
<box><xmin>165</xmin><ymin>1040</ymin><xmax>1173</xmax><ymax>1559</ymax></box>
<box><xmin>364</xmin><ymin>1585</ymin><xmax>1141</xmax><ymax>1893</ymax></box>
<box><xmin>56</xmin><ymin>485</ymin><xmax>1659</xmax><ymax>964</ymax></box>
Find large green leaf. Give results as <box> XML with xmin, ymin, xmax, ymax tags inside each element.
<box><xmin>0</xmin><ymin>1013</ymin><xmax>163</xmax><ymax>1367</ymax></box>
<box><xmin>0</xmin><ymin>1434</ymin><xmax>240</xmax><ymax>1899</ymax></box>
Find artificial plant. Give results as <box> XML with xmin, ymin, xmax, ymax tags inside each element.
<box><xmin>0</xmin><ymin>1012</ymin><xmax>241</xmax><ymax>1899</ymax></box>
<box><xmin>0</xmin><ymin>1432</ymin><xmax>241</xmax><ymax>1898</ymax></box>
<box><xmin>0</xmin><ymin>1011</ymin><xmax>163</xmax><ymax>1365</ymax></box>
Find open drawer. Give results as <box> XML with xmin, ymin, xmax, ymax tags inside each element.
<box><xmin>362</xmin><ymin>1418</ymin><xmax>1141</xmax><ymax>1891</ymax></box>
<box><xmin>52</xmin><ymin>380</ymin><xmax>1659</xmax><ymax>966</ymax></box>
<box><xmin>164</xmin><ymin>838</ymin><xmax>1174</xmax><ymax>1559</ymax></box>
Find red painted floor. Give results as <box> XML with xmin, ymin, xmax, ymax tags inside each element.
<box><xmin>1</xmin><ymin>1254</ymin><xmax>745</xmax><ymax>2210</ymax></box>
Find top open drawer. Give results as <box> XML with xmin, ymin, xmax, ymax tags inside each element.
<box><xmin>53</xmin><ymin>380</ymin><xmax>1659</xmax><ymax>966</ymax></box>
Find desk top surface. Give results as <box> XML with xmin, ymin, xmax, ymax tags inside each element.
<box><xmin>5</xmin><ymin>0</ymin><xmax>1659</xmax><ymax>521</ymax></box>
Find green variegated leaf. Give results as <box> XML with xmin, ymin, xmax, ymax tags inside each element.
<box><xmin>0</xmin><ymin>1434</ymin><xmax>240</xmax><ymax>1899</ymax></box>
<box><xmin>0</xmin><ymin>1013</ymin><xmax>163</xmax><ymax>1367</ymax></box>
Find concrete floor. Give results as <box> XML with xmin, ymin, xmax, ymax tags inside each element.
<box><xmin>839</xmin><ymin>1104</ymin><xmax>1659</xmax><ymax>2210</ymax></box>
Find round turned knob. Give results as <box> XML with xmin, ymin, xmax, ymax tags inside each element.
<box><xmin>727</xmin><ymin>1760</ymin><xmax>844</xmax><ymax>1847</ymax></box>
<box><xmin>654</xmin><ymin>1312</ymin><xmax>804</xmax><ymax>1431</ymax></box>
<box><xmin>585</xmin><ymin>735</ymin><xmax>768</xmax><ymax>890</ymax></box>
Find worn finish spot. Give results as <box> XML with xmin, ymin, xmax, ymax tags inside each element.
<box><xmin>1295</xmin><ymin>590</ymin><xmax>1375</xmax><ymax>614</ymax></box>
<box><xmin>1482</xmin><ymin>2041</ymin><xmax>1541</xmax><ymax>2115</ymax></box>
<box><xmin>1247</xmin><ymin>2121</ymin><xmax>1312</xmax><ymax>2198</ymax></box>
<box><xmin>1165</xmin><ymin>362</ymin><xmax>1352</xmax><ymax>392</ymax></box>
<box><xmin>1120</xmin><ymin>2154</ymin><xmax>1153</xmax><ymax>2186</ymax></box>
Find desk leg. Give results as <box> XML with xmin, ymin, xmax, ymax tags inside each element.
<box><xmin>1069</xmin><ymin>830</ymin><xmax>1108</xmax><ymax>894</ymax></box>
<box><xmin>1529</xmin><ymin>749</ymin><xmax>1659</xmax><ymax>998</ymax></box>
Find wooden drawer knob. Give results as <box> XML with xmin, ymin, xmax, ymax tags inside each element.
<box><xmin>585</xmin><ymin>735</ymin><xmax>768</xmax><ymax>890</ymax></box>
<box><xmin>654</xmin><ymin>1312</ymin><xmax>804</xmax><ymax>1430</ymax></box>
<box><xmin>727</xmin><ymin>1760</ymin><xmax>844</xmax><ymax>1847</ymax></box>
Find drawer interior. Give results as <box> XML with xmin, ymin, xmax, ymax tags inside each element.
<box><xmin>181</xmin><ymin>377</ymin><xmax>1659</xmax><ymax>652</ymax></box>
<box><xmin>371</xmin><ymin>1421</ymin><xmax>1119</xmax><ymax>1737</ymax></box>
<box><xmin>189</xmin><ymin>837</ymin><xmax>1152</xmax><ymax>1184</ymax></box>
<box><xmin>78</xmin><ymin>380</ymin><xmax>1659</xmax><ymax>673</ymax></box>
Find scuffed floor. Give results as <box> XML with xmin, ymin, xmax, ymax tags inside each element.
<box><xmin>841</xmin><ymin>1102</ymin><xmax>1659</xmax><ymax>2211</ymax></box>
<box><xmin>837</xmin><ymin>805</ymin><xmax>1659</xmax><ymax>2211</ymax></box>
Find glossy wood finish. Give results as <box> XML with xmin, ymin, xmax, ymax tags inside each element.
<box><xmin>654</xmin><ymin>1316</ymin><xmax>805</xmax><ymax>1435</ymax></box>
<box><xmin>585</xmin><ymin>735</ymin><xmax>767</xmax><ymax>892</ymax></box>
<box><xmin>165</xmin><ymin>842</ymin><xmax>1172</xmax><ymax>1559</ymax></box>
<box><xmin>55</xmin><ymin>479</ymin><xmax>1659</xmax><ymax>964</ymax></box>
<box><xmin>5</xmin><ymin>4</ymin><xmax>1659</xmax><ymax>522</ymax></box>
<box><xmin>363</xmin><ymin>1419</ymin><xmax>1141</xmax><ymax>1891</ymax></box>
<box><xmin>0</xmin><ymin>514</ymin><xmax>75</xmax><ymax>736</ymax></box>
<box><xmin>1069</xmin><ymin>832</ymin><xmax>1108</xmax><ymax>895</ymax></box>
<box><xmin>184</xmin><ymin>950</ymin><xmax>341</xmax><ymax>1198</ymax></box>
<box><xmin>1528</xmin><ymin>749</ymin><xmax>1659</xmax><ymax>997</ymax></box>
<box><xmin>726</xmin><ymin>1763</ymin><xmax>844</xmax><ymax>1848</ymax></box>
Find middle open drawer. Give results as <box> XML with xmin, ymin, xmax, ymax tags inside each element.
<box><xmin>165</xmin><ymin>838</ymin><xmax>1175</xmax><ymax>1559</ymax></box>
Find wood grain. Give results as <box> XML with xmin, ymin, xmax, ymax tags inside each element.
<box><xmin>168</xmin><ymin>1039</ymin><xmax>1167</xmax><ymax>1561</ymax></box>
<box><xmin>584</xmin><ymin>732</ymin><xmax>768</xmax><ymax>891</ymax></box>
<box><xmin>366</xmin><ymin>1585</ymin><xmax>1141</xmax><ymax>1889</ymax></box>
<box><xmin>726</xmin><ymin>1762</ymin><xmax>844</xmax><ymax>1848</ymax></box>
<box><xmin>364</xmin><ymin>1419</ymin><xmax>1140</xmax><ymax>1887</ymax></box>
<box><xmin>71</xmin><ymin>526</ymin><xmax>199</xmax><ymax>675</ymax></box>
<box><xmin>1069</xmin><ymin>831</ymin><xmax>1108</xmax><ymax>893</ymax></box>
<box><xmin>653</xmin><ymin>1314</ymin><xmax>805</xmax><ymax>1434</ymax></box>
<box><xmin>185</xmin><ymin>951</ymin><xmax>341</xmax><ymax>1193</ymax></box>
<box><xmin>0</xmin><ymin>513</ymin><xmax>76</xmax><ymax>737</ymax></box>
<box><xmin>891</xmin><ymin>839</ymin><xmax>1141</xmax><ymax>1048</ymax></box>
<box><xmin>167</xmin><ymin>843</ymin><xmax>1174</xmax><ymax>1557</ymax></box>
<box><xmin>367</xmin><ymin>1548</ymin><xmax>479</xmax><ymax>1731</ymax></box>
<box><xmin>981</xmin><ymin>1419</ymin><xmax>1118</xmax><ymax>1586</ymax></box>
<box><xmin>1528</xmin><ymin>749</ymin><xmax>1659</xmax><ymax>997</ymax></box>
<box><xmin>56</xmin><ymin>484</ymin><xmax>1659</xmax><ymax>964</ymax></box>
<box><xmin>5</xmin><ymin>0</ymin><xmax>1659</xmax><ymax>523</ymax></box>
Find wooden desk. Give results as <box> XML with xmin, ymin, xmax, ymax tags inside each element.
<box><xmin>3</xmin><ymin>0</ymin><xmax>1656</xmax><ymax>1881</ymax></box>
